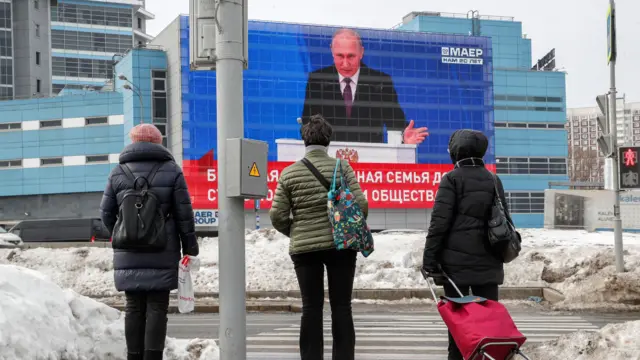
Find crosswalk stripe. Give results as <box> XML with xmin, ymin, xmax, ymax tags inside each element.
<box><xmin>247</xmin><ymin>353</ymin><xmax>445</xmax><ymax>360</ymax></box>
<box><xmin>257</xmin><ymin>332</ymin><xmax>587</xmax><ymax>338</ymax></box>
<box><xmin>244</xmin><ymin>313</ymin><xmax>597</xmax><ymax>357</ymax></box>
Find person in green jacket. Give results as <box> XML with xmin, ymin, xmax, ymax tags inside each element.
<box><xmin>269</xmin><ymin>115</ymin><xmax>368</xmax><ymax>360</ymax></box>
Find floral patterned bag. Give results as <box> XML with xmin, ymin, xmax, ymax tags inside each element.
<box><xmin>328</xmin><ymin>159</ymin><xmax>374</xmax><ymax>257</ymax></box>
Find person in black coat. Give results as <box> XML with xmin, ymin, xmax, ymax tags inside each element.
<box><xmin>300</xmin><ymin>28</ymin><xmax>428</xmax><ymax>144</ymax></box>
<box><xmin>421</xmin><ymin>129</ymin><xmax>512</xmax><ymax>360</ymax></box>
<box><xmin>100</xmin><ymin>124</ymin><xmax>199</xmax><ymax>360</ymax></box>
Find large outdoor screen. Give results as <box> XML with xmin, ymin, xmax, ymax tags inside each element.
<box><xmin>179</xmin><ymin>18</ymin><xmax>494</xmax><ymax>214</ymax></box>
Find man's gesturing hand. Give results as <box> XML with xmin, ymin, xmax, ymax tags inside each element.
<box><xmin>403</xmin><ymin>120</ymin><xmax>429</xmax><ymax>144</ymax></box>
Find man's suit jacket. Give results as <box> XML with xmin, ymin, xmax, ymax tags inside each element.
<box><xmin>301</xmin><ymin>63</ymin><xmax>407</xmax><ymax>143</ymax></box>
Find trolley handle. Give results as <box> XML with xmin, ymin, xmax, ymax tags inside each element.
<box><xmin>420</xmin><ymin>267</ymin><xmax>464</xmax><ymax>302</ymax></box>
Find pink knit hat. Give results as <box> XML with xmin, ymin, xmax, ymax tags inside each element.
<box><xmin>130</xmin><ymin>124</ymin><xmax>163</xmax><ymax>144</ymax></box>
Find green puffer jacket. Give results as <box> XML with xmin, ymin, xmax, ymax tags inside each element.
<box><xmin>269</xmin><ymin>148</ymin><xmax>368</xmax><ymax>255</ymax></box>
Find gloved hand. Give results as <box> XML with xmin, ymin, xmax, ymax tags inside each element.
<box><xmin>421</xmin><ymin>263</ymin><xmax>446</xmax><ymax>285</ymax></box>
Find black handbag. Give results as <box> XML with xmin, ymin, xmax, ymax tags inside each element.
<box><xmin>487</xmin><ymin>173</ymin><xmax>522</xmax><ymax>263</ymax></box>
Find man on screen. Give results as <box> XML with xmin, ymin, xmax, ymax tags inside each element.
<box><xmin>301</xmin><ymin>28</ymin><xmax>428</xmax><ymax>144</ymax></box>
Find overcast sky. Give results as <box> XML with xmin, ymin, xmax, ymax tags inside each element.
<box><xmin>144</xmin><ymin>0</ymin><xmax>639</xmax><ymax>108</ymax></box>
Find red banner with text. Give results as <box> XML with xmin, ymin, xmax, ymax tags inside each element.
<box><xmin>183</xmin><ymin>159</ymin><xmax>494</xmax><ymax>210</ymax></box>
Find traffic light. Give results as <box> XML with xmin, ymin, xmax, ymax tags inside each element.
<box><xmin>619</xmin><ymin>146</ymin><xmax>640</xmax><ymax>189</ymax></box>
<box><xmin>596</xmin><ymin>94</ymin><xmax>614</xmax><ymax>157</ymax></box>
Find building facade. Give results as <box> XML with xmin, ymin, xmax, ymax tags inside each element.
<box><xmin>0</xmin><ymin>11</ymin><xmax>568</xmax><ymax>229</ymax></box>
<box><xmin>398</xmin><ymin>11</ymin><xmax>568</xmax><ymax>228</ymax></box>
<box><xmin>566</xmin><ymin>96</ymin><xmax>640</xmax><ymax>183</ymax></box>
<box><xmin>0</xmin><ymin>0</ymin><xmax>154</xmax><ymax>101</ymax></box>
<box><xmin>0</xmin><ymin>47</ymin><xmax>166</xmax><ymax>224</ymax></box>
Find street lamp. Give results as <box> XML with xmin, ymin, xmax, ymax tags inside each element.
<box><xmin>118</xmin><ymin>74</ymin><xmax>145</xmax><ymax>124</ymax></box>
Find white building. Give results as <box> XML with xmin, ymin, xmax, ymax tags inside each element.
<box><xmin>566</xmin><ymin>96</ymin><xmax>640</xmax><ymax>183</ymax></box>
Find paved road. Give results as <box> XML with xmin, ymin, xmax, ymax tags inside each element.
<box><xmin>167</xmin><ymin>306</ymin><xmax>640</xmax><ymax>359</ymax></box>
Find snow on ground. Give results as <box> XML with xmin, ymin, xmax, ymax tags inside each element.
<box><xmin>0</xmin><ymin>264</ymin><xmax>219</xmax><ymax>360</ymax></box>
<box><xmin>1</xmin><ymin>229</ymin><xmax>640</xmax><ymax>308</ymax></box>
<box><xmin>523</xmin><ymin>320</ymin><xmax>640</xmax><ymax>360</ymax></box>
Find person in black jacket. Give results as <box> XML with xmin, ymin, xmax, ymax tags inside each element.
<box><xmin>421</xmin><ymin>129</ymin><xmax>512</xmax><ymax>360</ymax></box>
<box><xmin>100</xmin><ymin>124</ymin><xmax>199</xmax><ymax>360</ymax></box>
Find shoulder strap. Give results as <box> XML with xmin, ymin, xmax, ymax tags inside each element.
<box><xmin>488</xmin><ymin>170</ymin><xmax>502</xmax><ymax>204</ymax></box>
<box><xmin>119</xmin><ymin>162</ymin><xmax>165</xmax><ymax>190</ymax></box>
<box><xmin>301</xmin><ymin>158</ymin><xmax>330</xmax><ymax>191</ymax></box>
<box><xmin>120</xmin><ymin>164</ymin><xmax>135</xmax><ymax>182</ymax></box>
<box><xmin>146</xmin><ymin>162</ymin><xmax>165</xmax><ymax>188</ymax></box>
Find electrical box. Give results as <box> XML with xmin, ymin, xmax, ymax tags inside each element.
<box><xmin>189</xmin><ymin>0</ymin><xmax>217</xmax><ymax>69</ymax></box>
<box><xmin>226</xmin><ymin>138</ymin><xmax>268</xmax><ymax>199</ymax></box>
<box><xmin>189</xmin><ymin>0</ymin><xmax>249</xmax><ymax>71</ymax></box>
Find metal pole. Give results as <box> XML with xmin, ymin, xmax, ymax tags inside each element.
<box><xmin>132</xmin><ymin>88</ymin><xmax>144</xmax><ymax>124</ymax></box>
<box><xmin>129</xmin><ymin>82</ymin><xmax>145</xmax><ymax>124</ymax></box>
<box><xmin>216</xmin><ymin>0</ymin><xmax>247</xmax><ymax>359</ymax></box>
<box><xmin>137</xmin><ymin>91</ymin><xmax>144</xmax><ymax>124</ymax></box>
<box><xmin>609</xmin><ymin>0</ymin><xmax>624</xmax><ymax>273</ymax></box>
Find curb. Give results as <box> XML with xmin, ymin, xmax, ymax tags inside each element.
<box><xmin>106</xmin><ymin>302</ymin><xmax>302</xmax><ymax>314</ymax></box>
<box><xmin>98</xmin><ymin>287</ymin><xmax>565</xmax><ymax>314</ymax></box>
<box><xmin>190</xmin><ymin>287</ymin><xmax>563</xmax><ymax>302</ymax></box>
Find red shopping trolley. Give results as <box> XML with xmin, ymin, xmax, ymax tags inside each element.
<box><xmin>422</xmin><ymin>269</ymin><xmax>531</xmax><ymax>360</ymax></box>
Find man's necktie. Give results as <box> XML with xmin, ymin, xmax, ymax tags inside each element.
<box><xmin>343</xmin><ymin>78</ymin><xmax>353</xmax><ymax>118</ymax></box>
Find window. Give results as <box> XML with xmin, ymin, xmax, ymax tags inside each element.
<box><xmin>52</xmin><ymin>57</ymin><xmax>113</xmax><ymax>79</ymax></box>
<box><xmin>36</xmin><ymin>79</ymin><xmax>41</xmax><ymax>93</ymax></box>
<box><xmin>35</xmin><ymin>52</ymin><xmax>40</xmax><ymax>65</ymax></box>
<box><xmin>86</xmin><ymin>155</ymin><xmax>109</xmax><ymax>163</ymax></box>
<box><xmin>51</xmin><ymin>30</ymin><xmax>133</xmax><ymax>53</ymax></box>
<box><xmin>505</xmin><ymin>192</ymin><xmax>544</xmax><ymax>214</ymax></box>
<box><xmin>0</xmin><ymin>159</ymin><xmax>22</xmax><ymax>169</ymax></box>
<box><xmin>153</xmin><ymin>79</ymin><xmax>166</xmax><ymax>91</ymax></box>
<box><xmin>137</xmin><ymin>17</ymin><xmax>142</xmax><ymax>29</ymax></box>
<box><xmin>152</xmin><ymin>70</ymin><xmax>168</xmax><ymax>146</ymax></box>
<box><xmin>496</xmin><ymin>157</ymin><xmax>567</xmax><ymax>175</ymax></box>
<box><xmin>508</xmin><ymin>123</ymin><xmax>527</xmax><ymax>128</ymax></box>
<box><xmin>35</xmin><ymin>24</ymin><xmax>40</xmax><ymax>37</ymax></box>
<box><xmin>41</xmin><ymin>157</ymin><xmax>63</xmax><ymax>166</ymax></box>
<box><xmin>85</xmin><ymin>116</ymin><xmax>108</xmax><ymax>126</ymax></box>
<box><xmin>498</xmin><ymin>122</ymin><xmax>566</xmax><ymax>130</ymax></box>
<box><xmin>40</xmin><ymin>119</ymin><xmax>62</xmax><ymax>128</ymax></box>
<box><xmin>51</xmin><ymin>3</ymin><xmax>133</xmax><ymax>27</ymax></box>
<box><xmin>0</xmin><ymin>122</ymin><xmax>21</xmax><ymax>131</ymax></box>
<box><xmin>34</xmin><ymin>0</ymin><xmax>39</xmax><ymax>10</ymax></box>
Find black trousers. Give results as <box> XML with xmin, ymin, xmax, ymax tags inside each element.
<box><xmin>291</xmin><ymin>249</ymin><xmax>357</xmax><ymax>360</ymax></box>
<box><xmin>124</xmin><ymin>290</ymin><xmax>171</xmax><ymax>355</ymax></box>
<box><xmin>443</xmin><ymin>284</ymin><xmax>500</xmax><ymax>360</ymax></box>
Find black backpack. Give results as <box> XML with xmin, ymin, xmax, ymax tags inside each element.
<box><xmin>487</xmin><ymin>172</ymin><xmax>522</xmax><ymax>263</ymax></box>
<box><xmin>111</xmin><ymin>162</ymin><xmax>168</xmax><ymax>252</ymax></box>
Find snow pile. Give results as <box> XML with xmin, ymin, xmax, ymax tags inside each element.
<box><xmin>507</xmin><ymin>229</ymin><xmax>640</xmax><ymax>308</ymax></box>
<box><xmin>524</xmin><ymin>320</ymin><xmax>640</xmax><ymax>360</ymax></box>
<box><xmin>0</xmin><ymin>264</ymin><xmax>219</xmax><ymax>360</ymax></box>
<box><xmin>1</xmin><ymin>229</ymin><xmax>640</xmax><ymax>307</ymax></box>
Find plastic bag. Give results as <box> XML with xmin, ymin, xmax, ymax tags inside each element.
<box><xmin>177</xmin><ymin>255</ymin><xmax>201</xmax><ymax>314</ymax></box>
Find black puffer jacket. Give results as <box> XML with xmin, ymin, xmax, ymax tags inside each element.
<box><xmin>100</xmin><ymin>142</ymin><xmax>199</xmax><ymax>292</ymax></box>
<box><xmin>422</xmin><ymin>129</ymin><xmax>511</xmax><ymax>286</ymax></box>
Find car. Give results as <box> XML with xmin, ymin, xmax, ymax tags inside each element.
<box><xmin>8</xmin><ymin>218</ymin><xmax>111</xmax><ymax>243</ymax></box>
<box><xmin>0</xmin><ymin>226</ymin><xmax>23</xmax><ymax>248</ymax></box>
